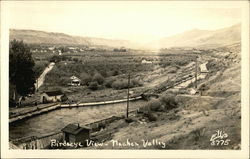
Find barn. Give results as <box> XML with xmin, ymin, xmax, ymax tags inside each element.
<box><xmin>141</xmin><ymin>59</ymin><xmax>152</xmax><ymax>64</ymax></box>
<box><xmin>61</xmin><ymin>124</ymin><xmax>90</xmax><ymax>146</ymax></box>
<box><xmin>70</xmin><ymin>76</ymin><xmax>81</xmax><ymax>86</ymax></box>
<box><xmin>40</xmin><ymin>90</ymin><xmax>65</xmax><ymax>103</ymax></box>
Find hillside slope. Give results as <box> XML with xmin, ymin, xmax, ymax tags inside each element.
<box><xmin>152</xmin><ymin>23</ymin><xmax>241</xmax><ymax>49</ymax></box>
<box><xmin>9</xmin><ymin>29</ymin><xmax>134</xmax><ymax>48</ymax></box>
<box><xmin>10</xmin><ymin>23</ymin><xmax>241</xmax><ymax>49</ymax></box>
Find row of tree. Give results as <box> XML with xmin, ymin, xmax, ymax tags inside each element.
<box><xmin>9</xmin><ymin>39</ymin><xmax>35</xmax><ymax>106</ymax></box>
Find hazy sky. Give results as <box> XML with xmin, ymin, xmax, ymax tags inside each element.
<box><xmin>6</xmin><ymin>1</ymin><xmax>242</xmax><ymax>43</ymax></box>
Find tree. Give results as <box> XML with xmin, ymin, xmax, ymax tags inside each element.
<box><xmin>80</xmin><ymin>72</ymin><xmax>92</xmax><ymax>86</ymax></box>
<box><xmin>9</xmin><ymin>39</ymin><xmax>35</xmax><ymax>102</ymax></box>
<box><xmin>92</xmin><ymin>72</ymin><xmax>104</xmax><ymax>85</ymax></box>
<box><xmin>89</xmin><ymin>81</ymin><xmax>98</xmax><ymax>90</ymax></box>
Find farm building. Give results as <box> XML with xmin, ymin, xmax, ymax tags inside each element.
<box><xmin>70</xmin><ymin>76</ymin><xmax>81</xmax><ymax>86</ymax></box>
<box><xmin>141</xmin><ymin>59</ymin><xmax>152</xmax><ymax>64</ymax></box>
<box><xmin>200</xmin><ymin>62</ymin><xmax>209</xmax><ymax>73</ymax></box>
<box><xmin>188</xmin><ymin>88</ymin><xmax>197</xmax><ymax>95</ymax></box>
<box><xmin>61</xmin><ymin>124</ymin><xmax>90</xmax><ymax>146</ymax></box>
<box><xmin>40</xmin><ymin>90</ymin><xmax>65</xmax><ymax>103</ymax></box>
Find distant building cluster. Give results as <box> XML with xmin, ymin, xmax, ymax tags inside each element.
<box><xmin>30</xmin><ymin>45</ymin><xmax>119</xmax><ymax>54</ymax></box>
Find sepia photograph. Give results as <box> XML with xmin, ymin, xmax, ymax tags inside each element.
<box><xmin>1</xmin><ymin>0</ymin><xmax>249</xmax><ymax>158</ymax></box>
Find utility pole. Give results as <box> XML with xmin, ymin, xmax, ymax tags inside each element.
<box><xmin>126</xmin><ymin>72</ymin><xmax>130</xmax><ymax>118</ymax></box>
<box><xmin>195</xmin><ymin>56</ymin><xmax>198</xmax><ymax>89</ymax></box>
<box><xmin>36</xmin><ymin>79</ymin><xmax>38</xmax><ymax>92</ymax></box>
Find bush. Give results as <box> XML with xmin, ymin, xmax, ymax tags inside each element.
<box><xmin>89</xmin><ymin>81</ymin><xmax>98</xmax><ymax>90</ymax></box>
<box><xmin>169</xmin><ymin>68</ymin><xmax>177</xmax><ymax>73</ymax></box>
<box><xmin>147</xmin><ymin>112</ymin><xmax>157</xmax><ymax>121</ymax></box>
<box><xmin>199</xmin><ymin>84</ymin><xmax>209</xmax><ymax>96</ymax></box>
<box><xmin>80</xmin><ymin>72</ymin><xmax>92</xmax><ymax>86</ymax></box>
<box><xmin>58</xmin><ymin>77</ymin><xmax>71</xmax><ymax>86</ymax></box>
<box><xmin>110</xmin><ymin>78</ymin><xmax>142</xmax><ymax>90</ymax></box>
<box><xmin>104</xmin><ymin>78</ymin><xmax>115</xmax><ymax>88</ymax></box>
<box><xmin>160</xmin><ymin>94</ymin><xmax>177</xmax><ymax>110</ymax></box>
<box><xmin>73</xmin><ymin>58</ymin><xmax>79</xmax><ymax>63</ymax></box>
<box><xmin>131</xmin><ymin>79</ymin><xmax>142</xmax><ymax>87</ymax></box>
<box><xmin>147</xmin><ymin>99</ymin><xmax>161</xmax><ymax>111</ymax></box>
<box><xmin>92</xmin><ymin>72</ymin><xmax>104</xmax><ymax>85</ymax></box>
<box><xmin>33</xmin><ymin>61</ymin><xmax>49</xmax><ymax>78</ymax></box>
<box><xmin>61</xmin><ymin>94</ymin><xmax>68</xmax><ymax>102</ymax></box>
<box><xmin>111</xmin><ymin>80</ymin><xmax>128</xmax><ymax>90</ymax></box>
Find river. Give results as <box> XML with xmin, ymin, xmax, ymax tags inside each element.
<box><xmin>9</xmin><ymin>100</ymin><xmax>147</xmax><ymax>140</ymax></box>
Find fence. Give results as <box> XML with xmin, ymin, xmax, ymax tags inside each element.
<box><xmin>11</xmin><ymin>132</ymin><xmax>63</xmax><ymax>149</ymax></box>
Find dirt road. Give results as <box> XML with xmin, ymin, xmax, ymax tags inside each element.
<box><xmin>34</xmin><ymin>62</ymin><xmax>55</xmax><ymax>90</ymax></box>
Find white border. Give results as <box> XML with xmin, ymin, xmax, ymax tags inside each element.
<box><xmin>1</xmin><ymin>1</ymin><xmax>249</xmax><ymax>158</ymax></box>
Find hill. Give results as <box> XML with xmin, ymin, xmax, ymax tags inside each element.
<box><xmin>151</xmin><ymin>23</ymin><xmax>241</xmax><ymax>49</ymax></box>
<box><xmin>9</xmin><ymin>29</ymin><xmax>135</xmax><ymax>48</ymax></box>
<box><xmin>10</xmin><ymin>23</ymin><xmax>241</xmax><ymax>50</ymax></box>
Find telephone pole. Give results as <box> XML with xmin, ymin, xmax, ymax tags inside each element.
<box><xmin>36</xmin><ymin>79</ymin><xmax>39</xmax><ymax>92</ymax></box>
<box><xmin>195</xmin><ymin>56</ymin><xmax>198</xmax><ymax>89</ymax></box>
<box><xmin>126</xmin><ymin>72</ymin><xmax>130</xmax><ymax>118</ymax></box>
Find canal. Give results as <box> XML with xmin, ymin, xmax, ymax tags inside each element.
<box><xmin>9</xmin><ymin>100</ymin><xmax>147</xmax><ymax>140</ymax></box>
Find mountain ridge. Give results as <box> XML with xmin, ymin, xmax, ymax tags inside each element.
<box><xmin>9</xmin><ymin>29</ymin><xmax>135</xmax><ymax>48</ymax></box>
<box><xmin>152</xmin><ymin>23</ymin><xmax>241</xmax><ymax>49</ymax></box>
<box><xmin>10</xmin><ymin>23</ymin><xmax>241</xmax><ymax>49</ymax></box>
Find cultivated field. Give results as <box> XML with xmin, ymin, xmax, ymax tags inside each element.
<box><xmin>30</xmin><ymin>50</ymin><xmax>198</xmax><ymax>104</ymax></box>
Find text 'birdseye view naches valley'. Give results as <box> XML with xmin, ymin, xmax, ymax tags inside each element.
<box><xmin>8</xmin><ymin>4</ymin><xmax>241</xmax><ymax>150</ymax></box>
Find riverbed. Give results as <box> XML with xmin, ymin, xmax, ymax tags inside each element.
<box><xmin>9</xmin><ymin>100</ymin><xmax>147</xmax><ymax>140</ymax></box>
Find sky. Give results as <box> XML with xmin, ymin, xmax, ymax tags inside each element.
<box><xmin>5</xmin><ymin>1</ymin><xmax>242</xmax><ymax>43</ymax></box>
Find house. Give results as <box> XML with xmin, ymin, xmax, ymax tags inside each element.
<box><xmin>40</xmin><ymin>90</ymin><xmax>65</xmax><ymax>103</ymax></box>
<box><xmin>141</xmin><ymin>59</ymin><xmax>152</xmax><ymax>64</ymax></box>
<box><xmin>200</xmin><ymin>63</ymin><xmax>209</xmax><ymax>73</ymax></box>
<box><xmin>70</xmin><ymin>76</ymin><xmax>81</xmax><ymax>86</ymax></box>
<box><xmin>61</xmin><ymin>124</ymin><xmax>90</xmax><ymax>146</ymax></box>
<box><xmin>188</xmin><ymin>88</ymin><xmax>197</xmax><ymax>95</ymax></box>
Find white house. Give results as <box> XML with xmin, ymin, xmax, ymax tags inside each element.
<box><xmin>69</xmin><ymin>76</ymin><xmax>81</xmax><ymax>86</ymax></box>
<box><xmin>141</xmin><ymin>59</ymin><xmax>152</xmax><ymax>64</ymax></box>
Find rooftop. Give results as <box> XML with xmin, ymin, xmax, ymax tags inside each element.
<box><xmin>44</xmin><ymin>90</ymin><xmax>63</xmax><ymax>96</ymax></box>
<box><xmin>61</xmin><ymin>124</ymin><xmax>90</xmax><ymax>135</ymax></box>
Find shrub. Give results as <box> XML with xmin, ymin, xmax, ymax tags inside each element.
<box><xmin>125</xmin><ymin>117</ymin><xmax>134</xmax><ymax>123</ymax></box>
<box><xmin>110</xmin><ymin>78</ymin><xmax>142</xmax><ymax>90</ymax></box>
<box><xmin>104</xmin><ymin>78</ymin><xmax>115</xmax><ymax>88</ymax></box>
<box><xmin>107</xmin><ymin>70</ymin><xmax>119</xmax><ymax>77</ymax></box>
<box><xmin>49</xmin><ymin>55</ymin><xmax>72</xmax><ymax>63</ymax></box>
<box><xmin>147</xmin><ymin>112</ymin><xmax>157</xmax><ymax>121</ymax></box>
<box><xmin>169</xmin><ymin>68</ymin><xmax>177</xmax><ymax>73</ymax></box>
<box><xmin>89</xmin><ymin>81</ymin><xmax>98</xmax><ymax>90</ymax></box>
<box><xmin>147</xmin><ymin>99</ymin><xmax>161</xmax><ymax>111</ymax></box>
<box><xmin>58</xmin><ymin>77</ymin><xmax>71</xmax><ymax>86</ymax></box>
<box><xmin>61</xmin><ymin>94</ymin><xmax>68</xmax><ymax>102</ymax></box>
<box><xmin>160</xmin><ymin>94</ymin><xmax>177</xmax><ymax>110</ymax></box>
<box><xmin>111</xmin><ymin>80</ymin><xmax>128</xmax><ymax>90</ymax></box>
<box><xmin>33</xmin><ymin>61</ymin><xmax>49</xmax><ymax>78</ymax></box>
<box><xmin>73</xmin><ymin>58</ymin><xmax>79</xmax><ymax>63</ymax></box>
<box><xmin>92</xmin><ymin>72</ymin><xmax>104</xmax><ymax>85</ymax></box>
<box><xmin>198</xmin><ymin>84</ymin><xmax>209</xmax><ymax>96</ymax></box>
<box><xmin>131</xmin><ymin>79</ymin><xmax>142</xmax><ymax>87</ymax></box>
<box><xmin>80</xmin><ymin>72</ymin><xmax>92</xmax><ymax>86</ymax></box>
